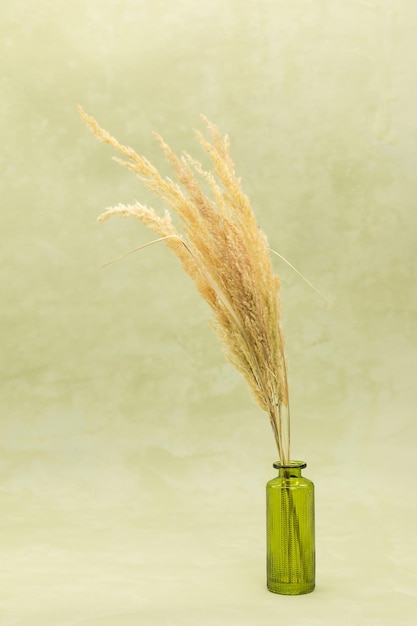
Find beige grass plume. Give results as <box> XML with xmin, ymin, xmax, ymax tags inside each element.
<box><xmin>78</xmin><ymin>105</ymin><xmax>291</xmax><ymax>463</ymax></box>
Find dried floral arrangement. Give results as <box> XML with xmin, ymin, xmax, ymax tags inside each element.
<box><xmin>78</xmin><ymin>106</ymin><xmax>291</xmax><ymax>464</ymax></box>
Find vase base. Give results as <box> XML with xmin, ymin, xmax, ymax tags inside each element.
<box><xmin>267</xmin><ymin>581</ymin><xmax>315</xmax><ymax>595</ymax></box>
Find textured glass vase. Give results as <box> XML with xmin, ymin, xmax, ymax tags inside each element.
<box><xmin>266</xmin><ymin>461</ymin><xmax>315</xmax><ymax>595</ymax></box>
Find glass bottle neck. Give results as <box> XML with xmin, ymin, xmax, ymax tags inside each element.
<box><xmin>278</xmin><ymin>468</ymin><xmax>302</xmax><ymax>478</ymax></box>
<box><xmin>273</xmin><ymin>461</ymin><xmax>306</xmax><ymax>479</ymax></box>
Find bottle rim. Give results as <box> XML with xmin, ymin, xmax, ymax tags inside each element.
<box><xmin>273</xmin><ymin>460</ymin><xmax>307</xmax><ymax>469</ymax></box>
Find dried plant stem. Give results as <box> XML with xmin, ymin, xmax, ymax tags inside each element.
<box><xmin>79</xmin><ymin>105</ymin><xmax>291</xmax><ymax>463</ymax></box>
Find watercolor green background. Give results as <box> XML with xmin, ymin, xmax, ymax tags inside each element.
<box><xmin>1</xmin><ymin>0</ymin><xmax>416</xmax><ymax>623</ymax></box>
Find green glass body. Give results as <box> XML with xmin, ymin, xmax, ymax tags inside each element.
<box><xmin>266</xmin><ymin>461</ymin><xmax>315</xmax><ymax>595</ymax></box>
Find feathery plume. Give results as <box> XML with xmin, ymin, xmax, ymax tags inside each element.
<box><xmin>78</xmin><ymin>105</ymin><xmax>291</xmax><ymax>462</ymax></box>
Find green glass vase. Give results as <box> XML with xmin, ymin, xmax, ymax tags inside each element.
<box><xmin>266</xmin><ymin>461</ymin><xmax>315</xmax><ymax>595</ymax></box>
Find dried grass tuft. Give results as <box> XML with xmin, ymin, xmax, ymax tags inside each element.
<box><xmin>78</xmin><ymin>105</ymin><xmax>291</xmax><ymax>463</ymax></box>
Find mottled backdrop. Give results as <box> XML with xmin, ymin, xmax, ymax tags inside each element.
<box><xmin>1</xmin><ymin>1</ymin><xmax>416</xmax><ymax>624</ymax></box>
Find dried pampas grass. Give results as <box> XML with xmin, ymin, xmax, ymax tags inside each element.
<box><xmin>78</xmin><ymin>106</ymin><xmax>291</xmax><ymax>464</ymax></box>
